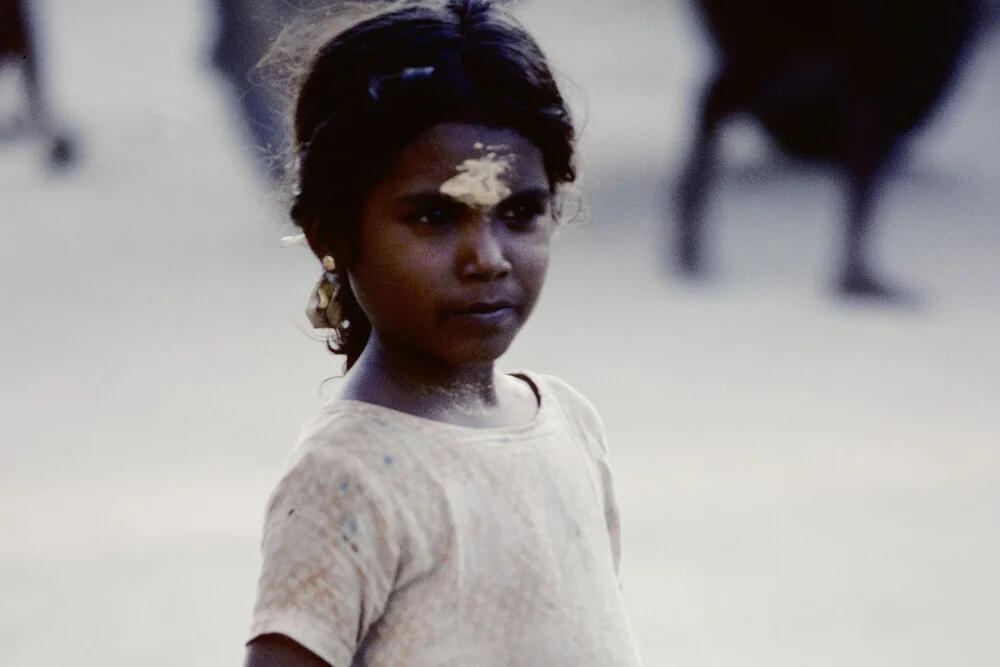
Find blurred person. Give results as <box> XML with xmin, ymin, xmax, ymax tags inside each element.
<box><xmin>208</xmin><ymin>0</ymin><xmax>315</xmax><ymax>181</ymax></box>
<box><xmin>0</xmin><ymin>0</ymin><xmax>74</xmax><ymax>167</ymax></box>
<box><xmin>209</xmin><ymin>0</ymin><xmax>398</xmax><ymax>181</ymax></box>
<box><xmin>208</xmin><ymin>0</ymin><xmax>524</xmax><ymax>183</ymax></box>
<box><xmin>675</xmin><ymin>0</ymin><xmax>977</xmax><ymax>301</ymax></box>
<box><xmin>243</xmin><ymin>1</ymin><xmax>643</xmax><ymax>665</ymax></box>
<box><xmin>984</xmin><ymin>0</ymin><xmax>1000</xmax><ymax>25</ymax></box>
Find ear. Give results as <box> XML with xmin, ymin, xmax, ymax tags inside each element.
<box><xmin>302</xmin><ymin>216</ymin><xmax>348</xmax><ymax>268</ymax></box>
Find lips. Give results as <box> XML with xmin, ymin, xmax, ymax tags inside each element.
<box><xmin>453</xmin><ymin>301</ymin><xmax>516</xmax><ymax>315</ymax></box>
<box><xmin>445</xmin><ymin>299</ymin><xmax>519</xmax><ymax>329</ymax></box>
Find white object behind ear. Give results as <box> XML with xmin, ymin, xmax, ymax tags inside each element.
<box><xmin>280</xmin><ymin>234</ymin><xmax>307</xmax><ymax>247</ymax></box>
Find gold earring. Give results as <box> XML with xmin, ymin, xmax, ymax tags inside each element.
<box><xmin>317</xmin><ymin>256</ymin><xmax>337</xmax><ymax>310</ymax></box>
<box><xmin>308</xmin><ymin>255</ymin><xmax>342</xmax><ymax>329</ymax></box>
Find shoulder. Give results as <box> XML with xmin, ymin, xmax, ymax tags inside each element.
<box><xmin>287</xmin><ymin>398</ymin><xmax>419</xmax><ymax>474</ymax></box>
<box><xmin>529</xmin><ymin>373</ymin><xmax>598</xmax><ymax>410</ymax></box>
<box><xmin>267</xmin><ymin>398</ymin><xmax>463</xmax><ymax>531</ymax></box>
<box><xmin>520</xmin><ymin>372</ymin><xmax>609</xmax><ymax>455</ymax></box>
<box><xmin>266</xmin><ymin>402</ymin><xmax>409</xmax><ymax>522</ymax></box>
<box><xmin>527</xmin><ymin>372</ymin><xmax>603</xmax><ymax>426</ymax></box>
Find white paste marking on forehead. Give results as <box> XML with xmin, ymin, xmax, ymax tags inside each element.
<box><xmin>439</xmin><ymin>144</ymin><xmax>514</xmax><ymax>208</ymax></box>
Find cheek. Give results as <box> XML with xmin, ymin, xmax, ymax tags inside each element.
<box><xmin>347</xmin><ymin>227</ymin><xmax>415</xmax><ymax>314</ymax></box>
<box><xmin>350</xmin><ymin>264</ymin><xmax>415</xmax><ymax>317</ymax></box>
<box><xmin>347</xmin><ymin>248</ymin><xmax>440</xmax><ymax>324</ymax></box>
<box><xmin>516</xmin><ymin>231</ymin><xmax>554</xmax><ymax>295</ymax></box>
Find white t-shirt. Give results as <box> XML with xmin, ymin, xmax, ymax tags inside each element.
<box><xmin>248</xmin><ymin>372</ymin><xmax>643</xmax><ymax>666</ymax></box>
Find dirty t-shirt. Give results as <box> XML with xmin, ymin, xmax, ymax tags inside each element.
<box><xmin>248</xmin><ymin>372</ymin><xmax>643</xmax><ymax>666</ymax></box>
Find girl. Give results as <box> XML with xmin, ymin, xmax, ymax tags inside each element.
<box><xmin>246</xmin><ymin>1</ymin><xmax>643</xmax><ymax>665</ymax></box>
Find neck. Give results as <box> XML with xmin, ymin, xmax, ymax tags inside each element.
<box><xmin>340</xmin><ymin>334</ymin><xmax>501</xmax><ymax>421</ymax></box>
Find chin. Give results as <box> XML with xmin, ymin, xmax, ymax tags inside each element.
<box><xmin>443</xmin><ymin>337</ymin><xmax>516</xmax><ymax>367</ymax></box>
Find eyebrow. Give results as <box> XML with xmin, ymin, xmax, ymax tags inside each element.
<box><xmin>395</xmin><ymin>187</ymin><xmax>551</xmax><ymax>207</ymax></box>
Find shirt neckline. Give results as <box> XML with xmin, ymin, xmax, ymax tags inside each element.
<box><xmin>318</xmin><ymin>370</ymin><xmax>552</xmax><ymax>440</ymax></box>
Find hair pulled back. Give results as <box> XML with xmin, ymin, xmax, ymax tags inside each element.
<box><xmin>289</xmin><ymin>0</ymin><xmax>576</xmax><ymax>370</ymax></box>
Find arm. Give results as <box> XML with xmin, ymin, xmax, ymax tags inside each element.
<box><xmin>244</xmin><ymin>634</ymin><xmax>331</xmax><ymax>667</ymax></box>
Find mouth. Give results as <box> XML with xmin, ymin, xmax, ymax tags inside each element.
<box><xmin>454</xmin><ymin>301</ymin><xmax>516</xmax><ymax>315</ymax></box>
<box><xmin>446</xmin><ymin>301</ymin><xmax>519</xmax><ymax>328</ymax></box>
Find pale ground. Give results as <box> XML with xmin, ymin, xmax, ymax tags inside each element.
<box><xmin>2</xmin><ymin>1</ymin><xmax>999</xmax><ymax>665</ymax></box>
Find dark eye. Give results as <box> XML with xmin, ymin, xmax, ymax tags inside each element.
<box><xmin>406</xmin><ymin>203</ymin><xmax>461</xmax><ymax>227</ymax></box>
<box><xmin>499</xmin><ymin>195</ymin><xmax>548</xmax><ymax>226</ymax></box>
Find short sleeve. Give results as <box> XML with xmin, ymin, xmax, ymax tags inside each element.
<box><xmin>534</xmin><ymin>374</ymin><xmax>625</xmax><ymax>580</ymax></box>
<box><xmin>596</xmin><ymin>444</ymin><xmax>624</xmax><ymax>581</ymax></box>
<box><xmin>585</xmin><ymin>402</ymin><xmax>624</xmax><ymax>580</ymax></box>
<box><xmin>248</xmin><ymin>446</ymin><xmax>401</xmax><ymax>666</ymax></box>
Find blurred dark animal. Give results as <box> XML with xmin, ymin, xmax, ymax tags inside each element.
<box><xmin>0</xmin><ymin>0</ymin><xmax>73</xmax><ymax>166</ymax></box>
<box><xmin>676</xmin><ymin>0</ymin><xmax>978</xmax><ymax>300</ymax></box>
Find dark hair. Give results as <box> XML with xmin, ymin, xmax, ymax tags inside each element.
<box><xmin>287</xmin><ymin>0</ymin><xmax>577</xmax><ymax>370</ymax></box>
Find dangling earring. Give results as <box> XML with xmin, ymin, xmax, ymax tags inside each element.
<box><xmin>307</xmin><ymin>255</ymin><xmax>343</xmax><ymax>329</ymax></box>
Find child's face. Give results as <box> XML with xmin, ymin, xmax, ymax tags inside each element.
<box><xmin>348</xmin><ymin>122</ymin><xmax>554</xmax><ymax>369</ymax></box>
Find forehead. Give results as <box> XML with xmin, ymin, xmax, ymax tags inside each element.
<box><xmin>379</xmin><ymin>123</ymin><xmax>547</xmax><ymax>193</ymax></box>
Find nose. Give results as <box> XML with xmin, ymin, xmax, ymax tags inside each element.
<box><xmin>458</xmin><ymin>217</ymin><xmax>512</xmax><ymax>280</ymax></box>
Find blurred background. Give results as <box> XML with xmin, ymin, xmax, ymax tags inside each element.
<box><xmin>2</xmin><ymin>0</ymin><xmax>999</xmax><ymax>664</ymax></box>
